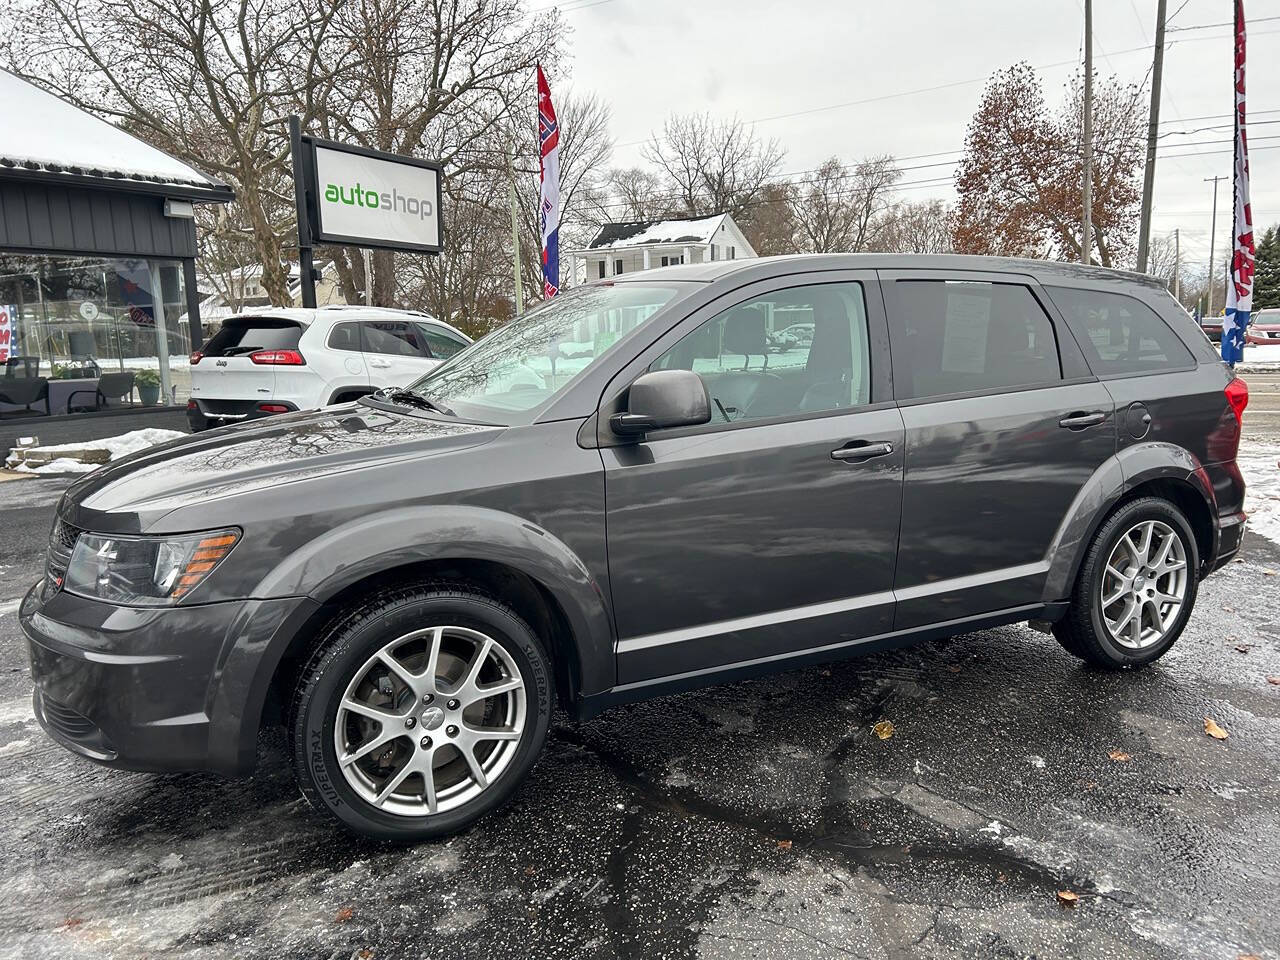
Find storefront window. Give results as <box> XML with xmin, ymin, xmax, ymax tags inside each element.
<box><xmin>0</xmin><ymin>254</ymin><xmax>191</xmax><ymax>409</ymax></box>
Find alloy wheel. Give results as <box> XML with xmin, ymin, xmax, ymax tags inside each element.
<box><xmin>333</xmin><ymin>625</ymin><xmax>526</xmax><ymax>817</ymax></box>
<box><xmin>1098</xmin><ymin>519</ymin><xmax>1189</xmax><ymax>650</ymax></box>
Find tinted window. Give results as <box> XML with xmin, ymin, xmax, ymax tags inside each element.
<box><xmin>361</xmin><ymin>321</ymin><xmax>425</xmax><ymax>357</ymax></box>
<box><xmin>651</xmin><ymin>282</ymin><xmax>871</xmax><ymax>424</ymax></box>
<box><xmin>327</xmin><ymin>322</ymin><xmax>361</xmax><ymax>352</ymax></box>
<box><xmin>202</xmin><ymin>317</ymin><xmax>303</xmax><ymax>357</ymax></box>
<box><xmin>418</xmin><ymin>325</ymin><xmax>467</xmax><ymax>360</ymax></box>
<box><xmin>1046</xmin><ymin>286</ymin><xmax>1196</xmax><ymax>375</ymax></box>
<box><xmin>889</xmin><ymin>280</ymin><xmax>1061</xmax><ymax>399</ymax></box>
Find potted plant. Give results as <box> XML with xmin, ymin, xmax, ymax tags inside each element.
<box><xmin>133</xmin><ymin>368</ymin><xmax>161</xmax><ymax>406</ymax></box>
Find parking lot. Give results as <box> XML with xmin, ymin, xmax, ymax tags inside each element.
<box><xmin>1</xmin><ymin>418</ymin><xmax>1278</xmax><ymax>959</ymax></box>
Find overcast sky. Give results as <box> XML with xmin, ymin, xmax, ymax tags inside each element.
<box><xmin>549</xmin><ymin>0</ymin><xmax>1279</xmax><ymax>268</ymax></box>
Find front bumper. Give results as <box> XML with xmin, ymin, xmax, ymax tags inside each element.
<box><xmin>21</xmin><ymin>582</ymin><xmax>316</xmax><ymax>776</ymax></box>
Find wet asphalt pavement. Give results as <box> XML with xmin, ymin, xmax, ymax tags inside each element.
<box><xmin>1</xmin><ymin>474</ymin><xmax>1279</xmax><ymax>960</ymax></box>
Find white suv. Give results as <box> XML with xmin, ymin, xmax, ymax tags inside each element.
<box><xmin>187</xmin><ymin>306</ymin><xmax>471</xmax><ymax>431</ymax></box>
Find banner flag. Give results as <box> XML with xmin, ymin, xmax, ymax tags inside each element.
<box><xmin>537</xmin><ymin>64</ymin><xmax>561</xmax><ymax>299</ymax></box>
<box><xmin>1223</xmin><ymin>0</ymin><xmax>1254</xmax><ymax>365</ymax></box>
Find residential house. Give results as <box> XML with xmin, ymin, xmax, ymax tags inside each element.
<box><xmin>569</xmin><ymin>213</ymin><xmax>756</xmax><ymax>285</ymax></box>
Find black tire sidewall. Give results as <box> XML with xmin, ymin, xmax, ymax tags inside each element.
<box><xmin>1084</xmin><ymin>499</ymin><xmax>1199</xmax><ymax>665</ymax></box>
<box><xmin>294</xmin><ymin>591</ymin><xmax>552</xmax><ymax>842</ymax></box>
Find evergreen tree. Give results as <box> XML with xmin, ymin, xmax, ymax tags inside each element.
<box><xmin>1253</xmin><ymin>225</ymin><xmax>1280</xmax><ymax>310</ymax></box>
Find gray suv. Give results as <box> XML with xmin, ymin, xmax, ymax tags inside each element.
<box><xmin>21</xmin><ymin>255</ymin><xmax>1250</xmax><ymax>841</ymax></box>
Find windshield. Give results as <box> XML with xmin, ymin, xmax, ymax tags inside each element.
<box><xmin>402</xmin><ymin>283</ymin><xmax>682</xmax><ymax>423</ymax></box>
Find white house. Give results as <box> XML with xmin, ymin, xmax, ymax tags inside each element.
<box><xmin>569</xmin><ymin>213</ymin><xmax>756</xmax><ymax>284</ymax></box>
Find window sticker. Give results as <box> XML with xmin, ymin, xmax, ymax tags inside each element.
<box><xmin>940</xmin><ymin>291</ymin><xmax>992</xmax><ymax>374</ymax></box>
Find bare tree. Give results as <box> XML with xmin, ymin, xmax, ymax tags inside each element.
<box><xmin>738</xmin><ymin>181</ymin><xmax>798</xmax><ymax>257</ymax></box>
<box><xmin>604</xmin><ymin>167</ymin><xmax>672</xmax><ymax>221</ymax></box>
<box><xmin>876</xmin><ymin>199</ymin><xmax>955</xmax><ymax>254</ymax></box>
<box><xmin>641</xmin><ymin>112</ymin><xmax>784</xmax><ymax>219</ymax></box>
<box><xmin>1</xmin><ymin>0</ymin><xmax>345</xmax><ymax>304</ymax></box>
<box><xmin>791</xmin><ymin>156</ymin><xmax>900</xmax><ymax>253</ymax></box>
<box><xmin>309</xmin><ymin>0</ymin><xmax>563</xmax><ymax>306</ymax></box>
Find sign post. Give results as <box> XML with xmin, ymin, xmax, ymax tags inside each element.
<box><xmin>289</xmin><ymin>117</ymin><xmax>444</xmax><ymax>309</ymax></box>
<box><xmin>289</xmin><ymin>116</ymin><xmax>317</xmax><ymax>309</ymax></box>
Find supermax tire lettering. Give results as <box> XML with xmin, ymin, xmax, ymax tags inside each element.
<box><xmin>311</xmin><ymin>728</ymin><xmax>342</xmax><ymax>807</ymax></box>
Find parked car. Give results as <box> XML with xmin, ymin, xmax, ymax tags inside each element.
<box><xmin>767</xmin><ymin>321</ymin><xmax>815</xmax><ymax>351</ymax></box>
<box><xmin>23</xmin><ymin>255</ymin><xmax>1248</xmax><ymax>842</ymax></box>
<box><xmin>1200</xmin><ymin>308</ymin><xmax>1280</xmax><ymax>345</ymax></box>
<box><xmin>186</xmin><ymin>306</ymin><xmax>471</xmax><ymax>431</ymax></box>
<box><xmin>1246</xmin><ymin>307</ymin><xmax>1280</xmax><ymax>344</ymax></box>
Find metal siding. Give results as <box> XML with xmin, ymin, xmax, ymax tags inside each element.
<box><xmin>48</xmin><ymin>188</ymin><xmax>75</xmax><ymax>250</ymax></box>
<box><xmin>24</xmin><ymin>185</ymin><xmax>54</xmax><ymax>248</ymax></box>
<box><xmin>0</xmin><ymin>178</ymin><xmax>197</xmax><ymax>258</ymax></box>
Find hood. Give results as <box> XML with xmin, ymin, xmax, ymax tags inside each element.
<box><xmin>62</xmin><ymin>405</ymin><xmax>502</xmax><ymax>531</ymax></box>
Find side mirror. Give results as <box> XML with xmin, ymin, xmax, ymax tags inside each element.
<box><xmin>610</xmin><ymin>369</ymin><xmax>711</xmax><ymax>437</ymax></box>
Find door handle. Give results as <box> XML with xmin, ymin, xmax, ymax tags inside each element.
<box><xmin>1059</xmin><ymin>411</ymin><xmax>1106</xmax><ymax>430</ymax></box>
<box><xmin>831</xmin><ymin>440</ymin><xmax>894</xmax><ymax>463</ymax></box>
<box><xmin>369</xmin><ymin>359</ymin><xmax>392</xmax><ymax>368</ymax></box>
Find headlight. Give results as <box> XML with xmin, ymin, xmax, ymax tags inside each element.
<box><xmin>63</xmin><ymin>529</ymin><xmax>240</xmax><ymax>606</ymax></box>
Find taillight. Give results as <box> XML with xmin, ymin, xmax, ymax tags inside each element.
<box><xmin>186</xmin><ymin>400</ymin><xmax>197</xmax><ymax>410</ymax></box>
<box><xmin>189</xmin><ymin>351</ymin><xmax>203</xmax><ymax>364</ymax></box>
<box><xmin>1225</xmin><ymin>377</ymin><xmax>1249</xmax><ymax>423</ymax></box>
<box><xmin>249</xmin><ymin>349</ymin><xmax>305</xmax><ymax>365</ymax></box>
<box><xmin>257</xmin><ymin>403</ymin><xmax>291</xmax><ymax>413</ymax></box>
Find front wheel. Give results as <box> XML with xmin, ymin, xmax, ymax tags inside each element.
<box><xmin>290</xmin><ymin>583</ymin><xmax>552</xmax><ymax>841</ymax></box>
<box><xmin>1053</xmin><ymin>497</ymin><xmax>1199</xmax><ymax>668</ymax></box>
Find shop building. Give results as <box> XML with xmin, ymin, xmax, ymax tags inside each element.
<box><xmin>0</xmin><ymin>69</ymin><xmax>232</xmax><ymax>424</ymax></box>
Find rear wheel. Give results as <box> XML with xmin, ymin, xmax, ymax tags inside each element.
<box><xmin>1053</xmin><ymin>497</ymin><xmax>1199</xmax><ymax>668</ymax></box>
<box><xmin>290</xmin><ymin>583</ymin><xmax>552</xmax><ymax>841</ymax></box>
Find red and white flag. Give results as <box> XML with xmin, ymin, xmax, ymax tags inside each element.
<box><xmin>537</xmin><ymin>64</ymin><xmax>561</xmax><ymax>299</ymax></box>
<box><xmin>1223</xmin><ymin>0</ymin><xmax>1254</xmax><ymax>365</ymax></box>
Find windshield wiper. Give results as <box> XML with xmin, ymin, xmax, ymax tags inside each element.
<box><xmin>369</xmin><ymin>386</ymin><xmax>453</xmax><ymax>416</ymax></box>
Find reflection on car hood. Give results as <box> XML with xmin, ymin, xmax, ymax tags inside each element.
<box><xmin>63</xmin><ymin>406</ymin><xmax>501</xmax><ymax>521</ymax></box>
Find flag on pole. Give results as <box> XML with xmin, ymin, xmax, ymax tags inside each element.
<box><xmin>537</xmin><ymin>64</ymin><xmax>561</xmax><ymax>299</ymax></box>
<box><xmin>1223</xmin><ymin>0</ymin><xmax>1254</xmax><ymax>365</ymax></box>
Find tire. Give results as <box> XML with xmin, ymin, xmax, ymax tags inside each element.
<box><xmin>1053</xmin><ymin>497</ymin><xmax>1199</xmax><ymax>669</ymax></box>
<box><xmin>289</xmin><ymin>582</ymin><xmax>553</xmax><ymax>842</ymax></box>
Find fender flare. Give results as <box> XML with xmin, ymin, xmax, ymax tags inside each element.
<box><xmin>252</xmin><ymin>504</ymin><xmax>616</xmax><ymax>697</ymax></box>
<box><xmin>1042</xmin><ymin>442</ymin><xmax>1218</xmax><ymax>602</ymax></box>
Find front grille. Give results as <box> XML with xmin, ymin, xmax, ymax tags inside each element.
<box><xmin>40</xmin><ymin>695</ymin><xmax>98</xmax><ymax>740</ymax></box>
<box><xmin>51</xmin><ymin>517</ymin><xmax>82</xmax><ymax>552</ymax></box>
<box><xmin>44</xmin><ymin>518</ymin><xmax>82</xmax><ymax>600</ymax></box>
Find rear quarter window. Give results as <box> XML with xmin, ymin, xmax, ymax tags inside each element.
<box><xmin>203</xmin><ymin>317</ymin><xmax>304</xmax><ymax>357</ymax></box>
<box><xmin>1045</xmin><ymin>286</ymin><xmax>1196</xmax><ymax>375</ymax></box>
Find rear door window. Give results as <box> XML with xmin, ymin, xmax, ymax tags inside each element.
<box><xmin>327</xmin><ymin>322</ymin><xmax>362</xmax><ymax>352</ymax></box>
<box><xmin>886</xmin><ymin>279</ymin><xmax>1062</xmax><ymax>400</ymax></box>
<box><xmin>360</xmin><ymin>321</ymin><xmax>427</xmax><ymax>356</ymax></box>
<box><xmin>1045</xmin><ymin>286</ymin><xmax>1196</xmax><ymax>375</ymax></box>
<box><xmin>417</xmin><ymin>324</ymin><xmax>468</xmax><ymax>360</ymax></box>
<box><xmin>202</xmin><ymin>318</ymin><xmax>303</xmax><ymax>357</ymax></box>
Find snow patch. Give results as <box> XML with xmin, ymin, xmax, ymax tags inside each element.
<box><xmin>0</xmin><ymin>739</ymin><xmax>29</xmax><ymax>758</ymax></box>
<box><xmin>11</xmin><ymin>428</ymin><xmax>186</xmax><ymax>475</ymax></box>
<box><xmin>1239</xmin><ymin>439</ymin><xmax>1280</xmax><ymax>545</ymax></box>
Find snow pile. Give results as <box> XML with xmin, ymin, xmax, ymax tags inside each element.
<box><xmin>10</xmin><ymin>428</ymin><xmax>185</xmax><ymax>475</ymax></box>
<box><xmin>590</xmin><ymin>214</ymin><xmax>725</xmax><ymax>249</ymax></box>
<box><xmin>1239</xmin><ymin>440</ymin><xmax>1280</xmax><ymax>546</ymax></box>
<box><xmin>1238</xmin><ymin>344</ymin><xmax>1280</xmax><ymax>371</ymax></box>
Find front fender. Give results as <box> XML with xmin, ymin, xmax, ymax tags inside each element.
<box><xmin>252</xmin><ymin>504</ymin><xmax>616</xmax><ymax>697</ymax></box>
<box><xmin>1042</xmin><ymin>442</ymin><xmax>1217</xmax><ymax>602</ymax></box>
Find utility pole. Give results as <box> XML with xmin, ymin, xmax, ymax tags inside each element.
<box><xmin>1173</xmin><ymin>227</ymin><xmax>1181</xmax><ymax>301</ymax></box>
<box><xmin>1136</xmin><ymin>0</ymin><xmax>1168</xmax><ymax>273</ymax></box>
<box><xmin>362</xmin><ymin>248</ymin><xmax>373</xmax><ymax>307</ymax></box>
<box><xmin>1205</xmin><ymin>175</ymin><xmax>1226</xmax><ymax>314</ymax></box>
<box><xmin>1082</xmin><ymin>0</ymin><xmax>1094</xmax><ymax>265</ymax></box>
<box><xmin>506</xmin><ymin>144</ymin><xmax>524</xmax><ymax>318</ymax></box>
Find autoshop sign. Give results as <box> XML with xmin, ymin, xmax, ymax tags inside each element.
<box><xmin>306</xmin><ymin>138</ymin><xmax>443</xmax><ymax>254</ymax></box>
